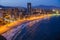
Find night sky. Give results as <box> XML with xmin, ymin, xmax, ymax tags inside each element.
<box><xmin>0</xmin><ymin>0</ymin><xmax>60</xmax><ymax>7</ymax></box>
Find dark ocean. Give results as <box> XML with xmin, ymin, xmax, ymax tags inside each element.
<box><xmin>14</xmin><ymin>16</ymin><xmax>60</xmax><ymax>40</ymax></box>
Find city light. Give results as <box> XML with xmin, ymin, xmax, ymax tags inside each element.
<box><xmin>0</xmin><ymin>3</ymin><xmax>60</xmax><ymax>35</ymax></box>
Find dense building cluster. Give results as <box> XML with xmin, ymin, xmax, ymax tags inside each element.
<box><xmin>0</xmin><ymin>3</ymin><xmax>60</xmax><ymax>25</ymax></box>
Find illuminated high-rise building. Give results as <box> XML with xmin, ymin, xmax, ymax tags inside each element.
<box><xmin>27</xmin><ymin>3</ymin><xmax>32</xmax><ymax>14</ymax></box>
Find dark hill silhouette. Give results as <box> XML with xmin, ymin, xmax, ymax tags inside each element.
<box><xmin>33</xmin><ymin>5</ymin><xmax>60</xmax><ymax>9</ymax></box>
<box><xmin>0</xmin><ymin>5</ymin><xmax>60</xmax><ymax>9</ymax></box>
<box><xmin>0</xmin><ymin>5</ymin><xmax>26</xmax><ymax>9</ymax></box>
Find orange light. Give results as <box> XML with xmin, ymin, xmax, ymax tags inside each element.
<box><xmin>0</xmin><ymin>14</ymin><xmax>57</xmax><ymax>34</ymax></box>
